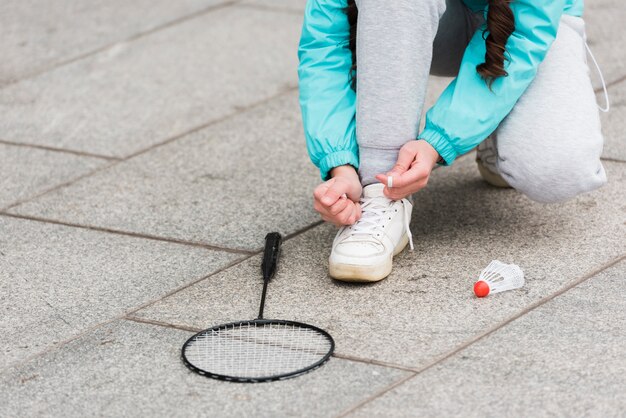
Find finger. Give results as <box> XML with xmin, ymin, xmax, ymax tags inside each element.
<box><xmin>375</xmin><ymin>174</ymin><xmax>386</xmax><ymax>183</ymax></box>
<box><xmin>314</xmin><ymin>201</ymin><xmax>333</xmax><ymax>218</ymax></box>
<box><xmin>335</xmin><ymin>202</ymin><xmax>355</xmax><ymax>225</ymax></box>
<box><xmin>320</xmin><ymin>180</ymin><xmax>349</xmax><ymax>206</ymax></box>
<box><xmin>384</xmin><ymin>186</ymin><xmax>411</xmax><ymax>200</ymax></box>
<box><xmin>347</xmin><ymin>203</ymin><xmax>362</xmax><ymax>225</ymax></box>
<box><xmin>324</xmin><ymin>215</ymin><xmax>345</xmax><ymax>228</ymax></box>
<box><xmin>383</xmin><ymin>179</ymin><xmax>427</xmax><ymax>200</ymax></box>
<box><xmin>387</xmin><ymin>145</ymin><xmax>417</xmax><ymax>177</ymax></box>
<box><xmin>375</xmin><ymin>174</ymin><xmax>398</xmax><ymax>189</ymax></box>
<box><xmin>321</xmin><ymin>214</ymin><xmax>339</xmax><ymax>225</ymax></box>
<box><xmin>313</xmin><ymin>178</ymin><xmax>334</xmax><ymax>201</ymax></box>
<box><xmin>375</xmin><ymin>172</ymin><xmax>399</xmax><ymax>189</ymax></box>
<box><xmin>328</xmin><ymin>195</ymin><xmax>349</xmax><ymax>215</ymax></box>
<box><xmin>375</xmin><ymin>146</ymin><xmax>417</xmax><ymax>188</ymax></box>
<box><xmin>389</xmin><ymin>165</ymin><xmax>430</xmax><ymax>189</ymax></box>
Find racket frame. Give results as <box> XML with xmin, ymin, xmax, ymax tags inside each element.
<box><xmin>181</xmin><ymin>318</ymin><xmax>335</xmax><ymax>383</ymax></box>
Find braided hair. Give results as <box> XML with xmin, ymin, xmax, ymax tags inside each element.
<box><xmin>476</xmin><ymin>0</ymin><xmax>515</xmax><ymax>88</ymax></box>
<box><xmin>344</xmin><ymin>0</ymin><xmax>515</xmax><ymax>91</ymax></box>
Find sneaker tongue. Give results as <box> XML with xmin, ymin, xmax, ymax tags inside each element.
<box><xmin>362</xmin><ymin>183</ymin><xmax>386</xmax><ymax>199</ymax></box>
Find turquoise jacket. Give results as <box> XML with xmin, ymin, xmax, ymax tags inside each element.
<box><xmin>298</xmin><ymin>0</ymin><xmax>584</xmax><ymax>180</ymax></box>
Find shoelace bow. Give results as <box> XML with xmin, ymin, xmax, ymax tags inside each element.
<box><xmin>349</xmin><ymin>195</ymin><xmax>414</xmax><ymax>251</ymax></box>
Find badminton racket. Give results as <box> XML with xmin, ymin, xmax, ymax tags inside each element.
<box><xmin>181</xmin><ymin>232</ymin><xmax>335</xmax><ymax>383</ymax></box>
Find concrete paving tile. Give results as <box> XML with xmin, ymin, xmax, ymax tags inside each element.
<box><xmin>131</xmin><ymin>158</ymin><xmax>626</xmax><ymax>369</ymax></box>
<box><xmin>0</xmin><ymin>0</ymin><xmax>226</xmax><ymax>85</ymax></box>
<box><xmin>0</xmin><ymin>6</ymin><xmax>302</xmax><ymax>157</ymax></box>
<box><xmin>0</xmin><ymin>143</ymin><xmax>107</xmax><ymax>208</ymax></box>
<box><xmin>599</xmin><ymin>80</ymin><xmax>626</xmax><ymax>162</ymax></box>
<box><xmin>584</xmin><ymin>1</ymin><xmax>626</xmax><ymax>90</ymax></box>
<box><xmin>0</xmin><ymin>320</ymin><xmax>409</xmax><ymax>418</ymax></box>
<box><xmin>0</xmin><ymin>216</ymin><xmax>240</xmax><ymax>369</ymax></box>
<box><xmin>240</xmin><ymin>0</ymin><xmax>306</xmax><ymax>12</ymax></box>
<box><xmin>350</xmin><ymin>260</ymin><xmax>626</xmax><ymax>418</ymax></box>
<box><xmin>9</xmin><ymin>92</ymin><xmax>321</xmax><ymax>251</ymax></box>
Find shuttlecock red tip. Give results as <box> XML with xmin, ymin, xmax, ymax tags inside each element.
<box><xmin>474</xmin><ymin>280</ymin><xmax>490</xmax><ymax>298</ymax></box>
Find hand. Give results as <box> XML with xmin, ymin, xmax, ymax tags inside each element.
<box><xmin>313</xmin><ymin>165</ymin><xmax>362</xmax><ymax>226</ymax></box>
<box><xmin>375</xmin><ymin>140</ymin><xmax>440</xmax><ymax>200</ymax></box>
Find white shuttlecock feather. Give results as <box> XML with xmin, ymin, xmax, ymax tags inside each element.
<box><xmin>474</xmin><ymin>260</ymin><xmax>524</xmax><ymax>297</ymax></box>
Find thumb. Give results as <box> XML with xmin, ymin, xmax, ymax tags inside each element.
<box><xmin>375</xmin><ymin>145</ymin><xmax>416</xmax><ymax>186</ymax></box>
<box><xmin>388</xmin><ymin>146</ymin><xmax>416</xmax><ymax>177</ymax></box>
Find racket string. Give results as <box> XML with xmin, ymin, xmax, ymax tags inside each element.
<box><xmin>185</xmin><ymin>322</ymin><xmax>332</xmax><ymax>379</ymax></box>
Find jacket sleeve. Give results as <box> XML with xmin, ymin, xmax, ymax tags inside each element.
<box><xmin>419</xmin><ymin>0</ymin><xmax>566</xmax><ymax>165</ymax></box>
<box><xmin>298</xmin><ymin>0</ymin><xmax>358</xmax><ymax>180</ymax></box>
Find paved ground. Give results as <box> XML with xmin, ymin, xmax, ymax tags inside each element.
<box><xmin>1</xmin><ymin>0</ymin><xmax>625</xmax><ymax>417</ymax></box>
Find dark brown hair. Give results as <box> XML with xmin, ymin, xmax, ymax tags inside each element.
<box><xmin>476</xmin><ymin>0</ymin><xmax>515</xmax><ymax>87</ymax></box>
<box><xmin>344</xmin><ymin>0</ymin><xmax>515</xmax><ymax>90</ymax></box>
<box><xmin>345</xmin><ymin>0</ymin><xmax>358</xmax><ymax>90</ymax></box>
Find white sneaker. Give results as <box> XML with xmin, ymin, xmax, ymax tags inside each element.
<box><xmin>329</xmin><ymin>184</ymin><xmax>414</xmax><ymax>282</ymax></box>
<box><xmin>476</xmin><ymin>136</ymin><xmax>511</xmax><ymax>188</ymax></box>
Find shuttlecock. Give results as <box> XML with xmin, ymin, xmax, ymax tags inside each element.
<box><xmin>473</xmin><ymin>260</ymin><xmax>524</xmax><ymax>298</ymax></box>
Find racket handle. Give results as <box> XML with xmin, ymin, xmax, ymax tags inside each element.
<box><xmin>261</xmin><ymin>232</ymin><xmax>282</xmax><ymax>281</ymax></box>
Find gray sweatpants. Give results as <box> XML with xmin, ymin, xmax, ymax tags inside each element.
<box><xmin>355</xmin><ymin>0</ymin><xmax>606</xmax><ymax>203</ymax></box>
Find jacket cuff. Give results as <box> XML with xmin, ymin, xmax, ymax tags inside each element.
<box><xmin>419</xmin><ymin>124</ymin><xmax>459</xmax><ymax>166</ymax></box>
<box><xmin>319</xmin><ymin>150</ymin><xmax>359</xmax><ymax>181</ymax></box>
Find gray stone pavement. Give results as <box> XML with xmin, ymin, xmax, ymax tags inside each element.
<box><xmin>0</xmin><ymin>0</ymin><xmax>624</xmax><ymax>417</ymax></box>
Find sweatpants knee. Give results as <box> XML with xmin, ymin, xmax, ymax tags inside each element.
<box><xmin>499</xmin><ymin>158</ymin><xmax>608</xmax><ymax>204</ymax></box>
<box><xmin>482</xmin><ymin>14</ymin><xmax>607</xmax><ymax>204</ymax></box>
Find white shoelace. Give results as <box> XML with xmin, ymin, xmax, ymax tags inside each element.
<box><xmin>584</xmin><ymin>41</ymin><xmax>610</xmax><ymax>113</ymax></box>
<box><xmin>349</xmin><ymin>195</ymin><xmax>414</xmax><ymax>251</ymax></box>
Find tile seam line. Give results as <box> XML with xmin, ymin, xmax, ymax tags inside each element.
<box><xmin>0</xmin><ymin>213</ymin><xmax>322</xmax><ymax>256</ymax></box>
<box><xmin>0</xmin><ymin>253</ymin><xmax>252</xmax><ymax>376</ymax></box>
<box><xmin>0</xmin><ymin>217</ymin><xmax>326</xmax><ymax>374</ymax></box>
<box><xmin>337</xmin><ymin>373</ymin><xmax>418</xmax><ymax>418</ymax></box>
<box><xmin>121</xmin><ymin>85</ymin><xmax>297</xmax><ymax>161</ymax></box>
<box><xmin>0</xmin><ymin>91</ymin><xmax>484</xmax><ymax>214</ymax></box>
<box><xmin>0</xmin><ymin>160</ymin><xmax>120</xmax><ymax>213</ymax></box>
<box><xmin>0</xmin><ymin>79</ymin><xmax>611</xmax><ymax>164</ymax></box>
<box><xmin>602</xmin><ymin>73</ymin><xmax>626</xmax><ymax>91</ymax></box>
<box><xmin>123</xmin><ymin>315</ymin><xmax>418</xmax><ymax>373</ymax></box>
<box><xmin>0</xmin><ymin>85</ymin><xmax>297</xmax><ymax>213</ymax></box>
<box><xmin>0</xmin><ymin>0</ymin><xmax>242</xmax><ymax>90</ymax></box>
<box><xmin>0</xmin><ymin>0</ymin><xmax>616</xmax><ymax>94</ymax></box>
<box><xmin>0</xmin><ymin>139</ymin><xmax>118</xmax><ymax>161</ymax></box>
<box><xmin>336</xmin><ymin>252</ymin><xmax>626</xmax><ymax>417</ymax></box>
<box><xmin>0</xmin><ymin>211</ymin><xmax>255</xmax><ymax>255</ymax></box>
<box><xmin>601</xmin><ymin>156</ymin><xmax>626</xmax><ymax>164</ymax></box>
<box><xmin>0</xmin><ymin>149</ymin><xmax>517</xmax><ymax>252</ymax></box>
<box><xmin>120</xmin><ymin>219</ymin><xmax>324</xmax><ymax>314</ymax></box>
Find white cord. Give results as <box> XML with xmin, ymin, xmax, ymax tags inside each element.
<box><xmin>584</xmin><ymin>41</ymin><xmax>610</xmax><ymax>113</ymax></box>
<box><xmin>402</xmin><ymin>199</ymin><xmax>414</xmax><ymax>251</ymax></box>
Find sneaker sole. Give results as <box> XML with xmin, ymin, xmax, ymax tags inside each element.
<box><xmin>328</xmin><ymin>234</ymin><xmax>409</xmax><ymax>283</ymax></box>
<box><xmin>476</xmin><ymin>159</ymin><xmax>512</xmax><ymax>188</ymax></box>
